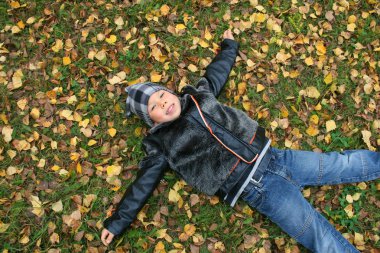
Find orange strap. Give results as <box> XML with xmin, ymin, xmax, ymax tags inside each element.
<box><xmin>190</xmin><ymin>95</ymin><xmax>258</xmax><ymax>164</ymax></box>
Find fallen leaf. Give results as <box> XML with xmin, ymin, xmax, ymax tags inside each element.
<box><xmin>106</xmin><ymin>165</ymin><xmax>121</xmax><ymax>177</ymax></box>
<box><xmin>62</xmin><ymin>56</ymin><xmax>71</xmax><ymax>65</ymax></box>
<box><xmin>325</xmin><ymin>120</ymin><xmax>336</xmax><ymax>132</ymax></box>
<box><xmin>105</xmin><ymin>35</ymin><xmax>117</xmax><ymax>44</ymax></box>
<box><xmin>108</xmin><ymin>128</ymin><xmax>117</xmax><ymax>137</ymax></box>
<box><xmin>52</xmin><ymin>200</ymin><xmax>63</xmax><ymax>213</ymax></box>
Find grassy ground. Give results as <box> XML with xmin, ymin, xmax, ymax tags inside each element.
<box><xmin>0</xmin><ymin>0</ymin><xmax>379</xmax><ymax>252</ymax></box>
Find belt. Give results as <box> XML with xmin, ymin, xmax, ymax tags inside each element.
<box><xmin>217</xmin><ymin>143</ymin><xmax>272</xmax><ymax>204</ymax></box>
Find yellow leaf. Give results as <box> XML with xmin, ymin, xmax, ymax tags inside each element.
<box><xmin>10</xmin><ymin>1</ymin><xmax>21</xmax><ymax>9</ymax></box>
<box><xmin>306</xmin><ymin>125</ymin><xmax>319</xmax><ymax>137</ymax></box>
<box><xmin>204</xmin><ymin>27</ymin><xmax>213</xmax><ymax>41</ymax></box>
<box><xmin>2</xmin><ymin>126</ymin><xmax>13</xmax><ymax>143</ymax></box>
<box><xmin>134</xmin><ymin>127</ymin><xmax>142</xmax><ymax>136</ymax></box>
<box><xmin>70</xmin><ymin>152</ymin><xmax>80</xmax><ymax>161</ymax></box>
<box><xmin>256</xmin><ymin>83</ymin><xmax>265</xmax><ymax>92</ymax></box>
<box><xmin>347</xmin><ymin>23</ymin><xmax>356</xmax><ymax>32</ymax></box>
<box><xmin>105</xmin><ymin>35</ymin><xmax>117</xmax><ymax>44</ymax></box>
<box><xmin>315</xmin><ymin>41</ymin><xmax>326</xmax><ymax>55</ymax></box>
<box><xmin>348</xmin><ymin>15</ymin><xmax>356</xmax><ymax>23</ymax></box>
<box><xmin>357</xmin><ymin>182</ymin><xmax>367</xmax><ymax>190</ymax></box>
<box><xmin>17</xmin><ymin>20</ymin><xmax>25</xmax><ymax>29</ymax></box>
<box><xmin>11</xmin><ymin>26</ymin><xmax>21</xmax><ymax>34</ymax></box>
<box><xmin>30</xmin><ymin>108</ymin><xmax>40</xmax><ymax>120</ymax></box>
<box><xmin>160</xmin><ymin>4</ymin><xmax>170</xmax><ymax>16</ymax></box>
<box><xmin>305</xmin><ymin>86</ymin><xmax>320</xmax><ymax>99</ymax></box>
<box><xmin>0</xmin><ymin>114</ymin><xmax>9</xmax><ymax>124</ymax></box>
<box><xmin>188</xmin><ymin>64</ymin><xmax>198</xmax><ymax>72</ymax></box>
<box><xmin>304</xmin><ymin>57</ymin><xmax>314</xmax><ymax>66</ymax></box>
<box><xmin>184</xmin><ymin>224</ymin><xmax>196</xmax><ymax>236</ymax></box>
<box><xmin>62</xmin><ymin>56</ymin><xmax>71</xmax><ymax>65</ymax></box>
<box><xmin>344</xmin><ymin>204</ymin><xmax>354</xmax><ymax>218</ymax></box>
<box><xmin>176</xmin><ymin>24</ymin><xmax>186</xmax><ymax>30</ymax></box>
<box><xmin>346</xmin><ymin>194</ymin><xmax>353</xmax><ymax>203</ymax></box>
<box><xmin>51</xmin><ymin>200</ymin><xmax>63</xmax><ymax>212</ymax></box>
<box><xmin>60</xmin><ymin>109</ymin><xmax>73</xmax><ymax>120</ymax></box>
<box><xmin>150</xmin><ymin>71</ymin><xmax>162</xmax><ymax>82</ymax></box>
<box><xmin>325</xmin><ymin>120</ymin><xmax>336</xmax><ymax>132</ymax></box>
<box><xmin>154</xmin><ymin>241</ymin><xmax>165</xmax><ymax>253</ymax></box>
<box><xmin>76</xmin><ymin>163</ymin><xmax>82</xmax><ymax>174</ymax></box>
<box><xmin>52</xmin><ymin>39</ymin><xmax>63</xmax><ymax>52</ymax></box>
<box><xmin>251</xmin><ymin>13</ymin><xmax>266</xmax><ymax>23</ymax></box>
<box><xmin>198</xmin><ymin>39</ymin><xmax>209</xmax><ymax>48</ymax></box>
<box><xmin>354</xmin><ymin>232</ymin><xmax>365</xmax><ymax>246</ymax></box>
<box><xmin>361</xmin><ymin>130</ymin><xmax>376</xmax><ymax>151</ymax></box>
<box><xmin>108</xmin><ymin>128</ymin><xmax>117</xmax><ymax>137</ymax></box>
<box><xmin>88</xmin><ymin>139</ymin><xmax>97</xmax><ymax>146</ymax></box>
<box><xmin>238</xmin><ymin>82</ymin><xmax>247</xmax><ymax>95</ymax></box>
<box><xmin>0</xmin><ymin>222</ymin><xmax>10</xmax><ymax>233</ymax></box>
<box><xmin>30</xmin><ymin>195</ymin><xmax>44</xmax><ymax>217</ymax></box>
<box><xmin>309</xmin><ymin>115</ymin><xmax>319</xmax><ymax>125</ymax></box>
<box><xmin>106</xmin><ymin>165</ymin><xmax>121</xmax><ymax>177</ymax></box>
<box><xmin>51</xmin><ymin>165</ymin><xmax>60</xmax><ymax>171</ymax></box>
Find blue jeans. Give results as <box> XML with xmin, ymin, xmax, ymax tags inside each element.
<box><xmin>241</xmin><ymin>148</ymin><xmax>380</xmax><ymax>252</ymax></box>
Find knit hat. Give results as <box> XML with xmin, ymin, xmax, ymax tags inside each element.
<box><xmin>125</xmin><ymin>82</ymin><xmax>173</xmax><ymax>127</ymax></box>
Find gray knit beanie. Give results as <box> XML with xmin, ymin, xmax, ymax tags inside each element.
<box><xmin>125</xmin><ymin>82</ymin><xmax>173</xmax><ymax>127</ymax></box>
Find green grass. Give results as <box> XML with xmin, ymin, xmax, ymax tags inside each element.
<box><xmin>0</xmin><ymin>0</ymin><xmax>379</xmax><ymax>252</ymax></box>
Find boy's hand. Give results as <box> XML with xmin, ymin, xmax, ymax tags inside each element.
<box><xmin>223</xmin><ymin>30</ymin><xmax>235</xmax><ymax>40</ymax></box>
<box><xmin>101</xmin><ymin>228</ymin><xmax>115</xmax><ymax>246</ymax></box>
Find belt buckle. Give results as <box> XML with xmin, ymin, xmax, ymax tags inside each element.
<box><xmin>251</xmin><ymin>174</ymin><xmax>263</xmax><ymax>184</ymax></box>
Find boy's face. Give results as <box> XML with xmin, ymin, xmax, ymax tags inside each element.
<box><xmin>148</xmin><ymin>90</ymin><xmax>181</xmax><ymax>125</ymax></box>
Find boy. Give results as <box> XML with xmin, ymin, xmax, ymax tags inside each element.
<box><xmin>101</xmin><ymin>30</ymin><xmax>380</xmax><ymax>252</ymax></box>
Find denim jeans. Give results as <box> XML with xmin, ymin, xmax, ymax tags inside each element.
<box><xmin>241</xmin><ymin>148</ymin><xmax>380</xmax><ymax>252</ymax></box>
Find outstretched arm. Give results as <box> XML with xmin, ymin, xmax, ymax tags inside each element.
<box><xmin>101</xmin><ymin>138</ymin><xmax>168</xmax><ymax>246</ymax></box>
<box><xmin>198</xmin><ymin>30</ymin><xmax>239</xmax><ymax>97</ymax></box>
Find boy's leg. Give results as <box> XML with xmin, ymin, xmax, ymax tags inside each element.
<box><xmin>242</xmin><ymin>169</ymin><xmax>360</xmax><ymax>252</ymax></box>
<box><xmin>271</xmin><ymin>148</ymin><xmax>380</xmax><ymax>186</ymax></box>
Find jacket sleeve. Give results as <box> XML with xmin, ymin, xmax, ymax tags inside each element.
<box><xmin>103</xmin><ymin>137</ymin><xmax>168</xmax><ymax>236</ymax></box>
<box><xmin>198</xmin><ymin>39</ymin><xmax>239</xmax><ymax>97</ymax></box>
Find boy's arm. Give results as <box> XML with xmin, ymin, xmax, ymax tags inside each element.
<box><xmin>103</xmin><ymin>139</ymin><xmax>168</xmax><ymax>236</ymax></box>
<box><xmin>199</xmin><ymin>36</ymin><xmax>239</xmax><ymax>97</ymax></box>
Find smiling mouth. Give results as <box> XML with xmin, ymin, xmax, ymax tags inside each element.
<box><xmin>166</xmin><ymin>104</ymin><xmax>174</xmax><ymax>115</ymax></box>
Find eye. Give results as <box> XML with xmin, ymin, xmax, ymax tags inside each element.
<box><xmin>160</xmin><ymin>92</ymin><xmax>164</xmax><ymax>98</ymax></box>
<box><xmin>151</xmin><ymin>105</ymin><xmax>156</xmax><ymax>111</ymax></box>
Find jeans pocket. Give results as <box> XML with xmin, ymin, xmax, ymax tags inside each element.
<box><xmin>241</xmin><ymin>182</ymin><xmax>263</xmax><ymax>210</ymax></box>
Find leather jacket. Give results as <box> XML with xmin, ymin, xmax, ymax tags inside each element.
<box><xmin>104</xmin><ymin>39</ymin><xmax>268</xmax><ymax>236</ymax></box>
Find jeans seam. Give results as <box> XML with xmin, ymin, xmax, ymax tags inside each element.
<box><xmin>321</xmin><ymin>218</ymin><xmax>358</xmax><ymax>253</ymax></box>
<box><xmin>293</xmin><ymin>209</ymin><xmax>314</xmax><ymax>239</ymax></box>
<box><xmin>317</xmin><ymin>154</ymin><xmax>323</xmax><ymax>184</ymax></box>
<box><xmin>360</xmin><ymin>152</ymin><xmax>368</xmax><ymax>176</ymax></box>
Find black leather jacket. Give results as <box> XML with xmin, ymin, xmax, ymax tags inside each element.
<box><xmin>104</xmin><ymin>39</ymin><xmax>268</xmax><ymax>236</ymax></box>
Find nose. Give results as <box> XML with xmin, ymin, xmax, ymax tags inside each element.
<box><xmin>158</xmin><ymin>100</ymin><xmax>167</xmax><ymax>108</ymax></box>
